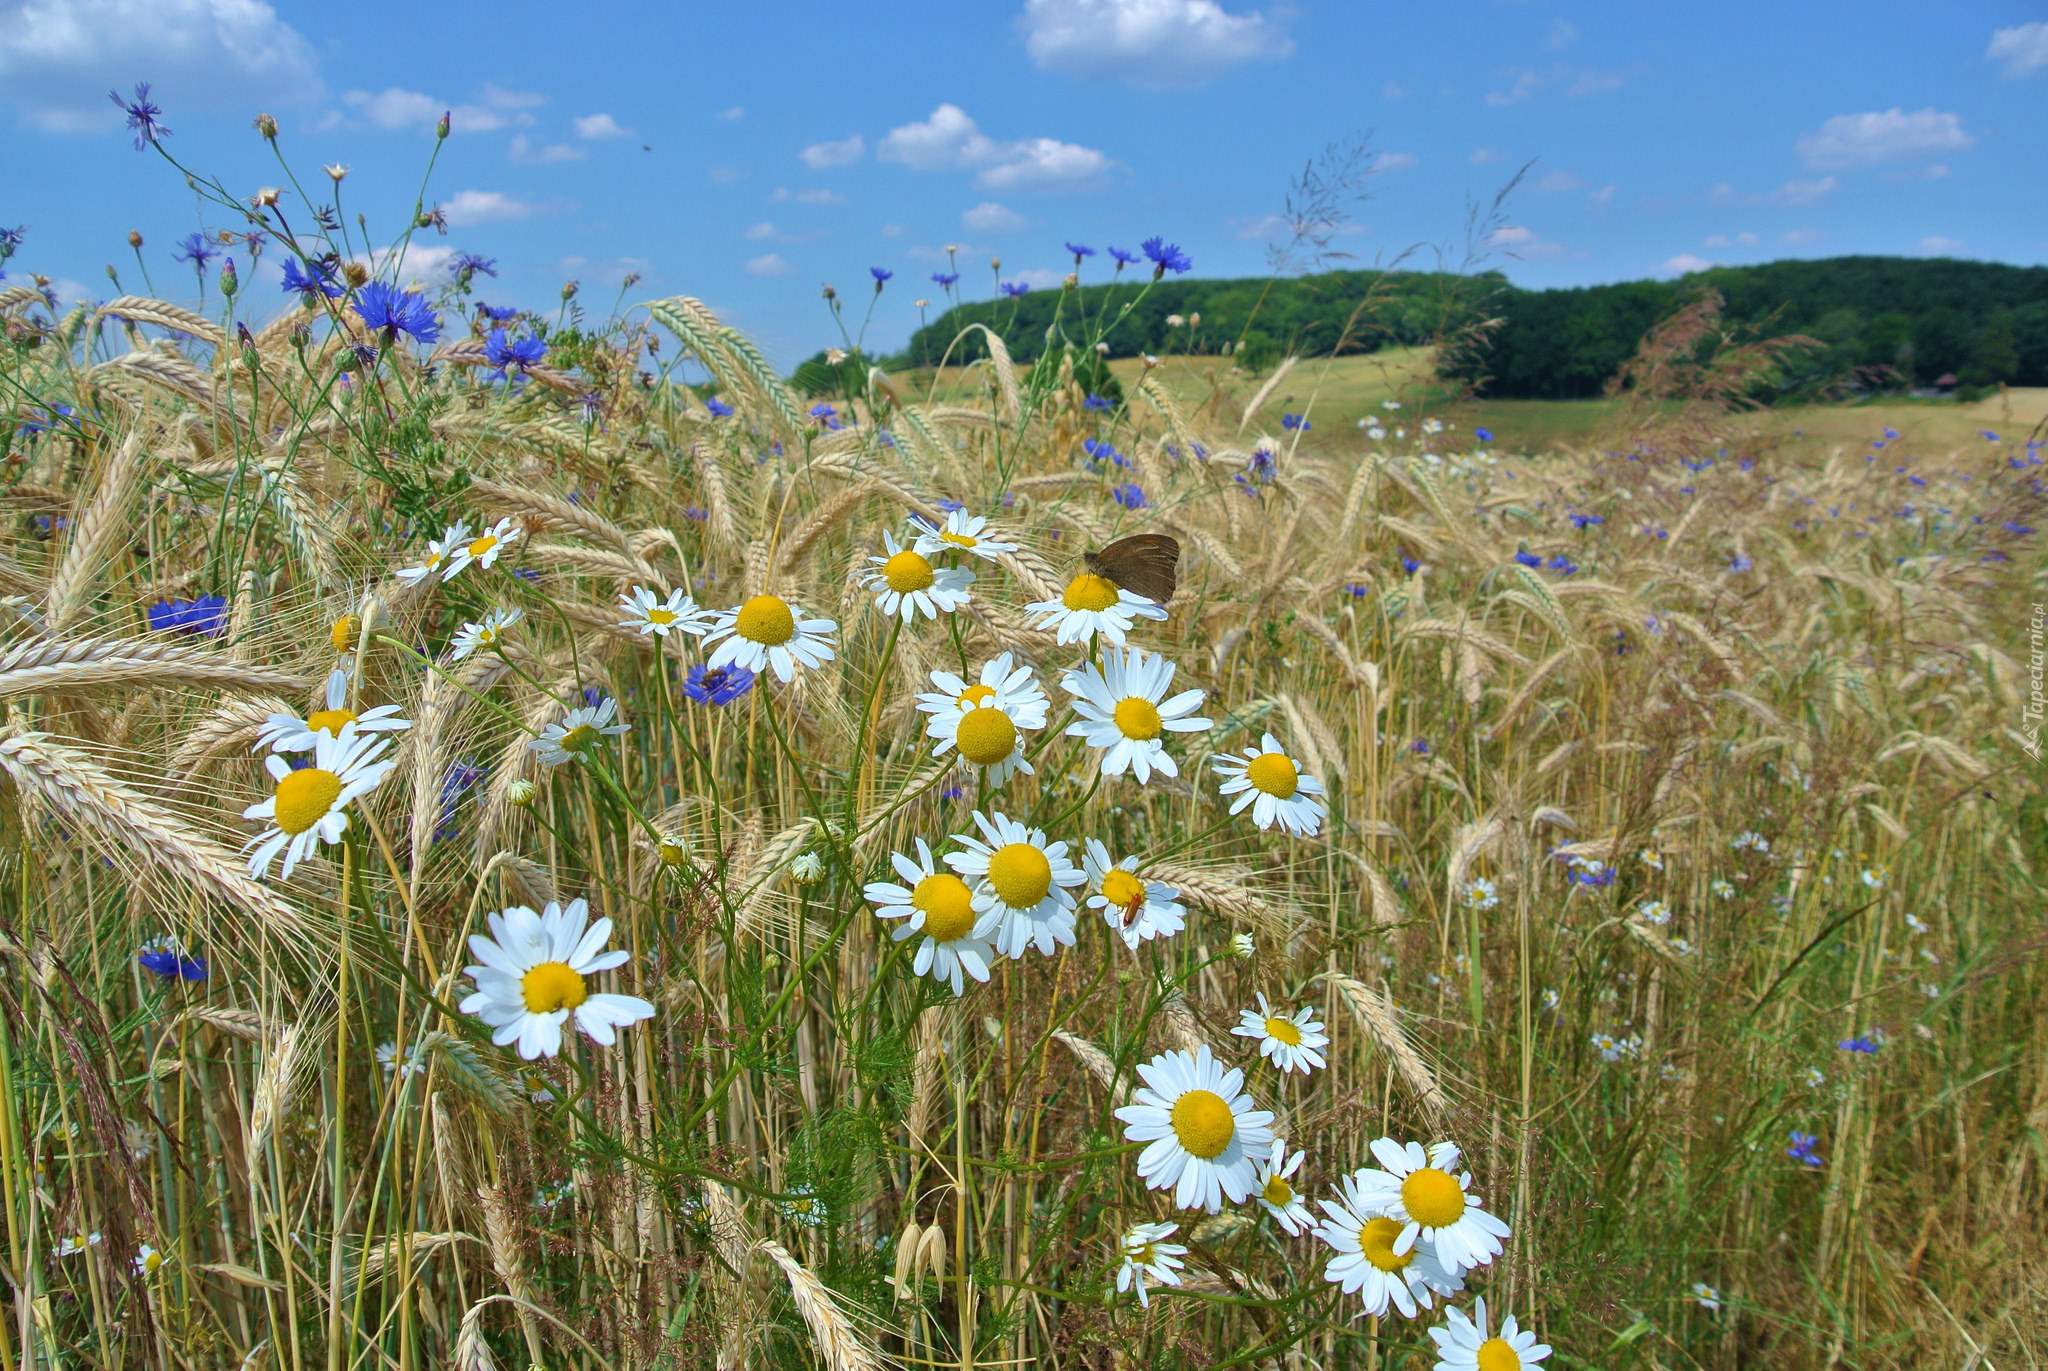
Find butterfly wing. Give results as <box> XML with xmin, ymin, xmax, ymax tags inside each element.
<box><xmin>1085</xmin><ymin>534</ymin><xmax>1180</xmax><ymax>604</ymax></box>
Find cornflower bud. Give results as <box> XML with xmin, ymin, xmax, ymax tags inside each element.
<box><xmin>254</xmin><ymin>112</ymin><xmax>278</xmax><ymax>140</ymax></box>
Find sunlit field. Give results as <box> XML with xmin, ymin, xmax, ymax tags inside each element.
<box><xmin>2</xmin><ymin>111</ymin><xmax>2044</xmax><ymax>1371</ymax></box>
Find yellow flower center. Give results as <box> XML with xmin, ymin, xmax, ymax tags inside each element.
<box><xmin>475</xmin><ymin>625</ymin><xmax>503</xmax><ymax>647</ymax></box>
<box><xmin>330</xmin><ymin>614</ymin><xmax>361</xmax><ymax>652</ymax></box>
<box><xmin>1112</xmin><ymin>696</ymin><xmax>1163</xmax><ymax>740</ymax></box>
<box><xmin>468</xmin><ymin>534</ymin><xmax>499</xmax><ymax>558</ymax></box>
<box><xmin>883</xmin><ymin>549</ymin><xmax>935</xmax><ymax>593</ymax></box>
<box><xmin>140</xmin><ymin>1250</ymin><xmax>162</xmax><ymax>1274</ymax></box>
<box><xmin>1062</xmin><ymin>573</ymin><xmax>1121</xmax><ymax>612</ymax></box>
<box><xmin>987</xmin><ymin>841</ymin><xmax>1052</xmax><ymax>909</ymax></box>
<box><xmin>912</xmin><ymin>872</ymin><xmax>977</xmax><ymax>942</ymax></box>
<box><xmin>1100</xmin><ymin>867</ymin><xmax>1146</xmax><ymax>913</ymax></box>
<box><xmin>1169</xmin><ymin>1089</ymin><xmax>1236</xmax><ymax>1159</ymax></box>
<box><xmin>1262</xmin><ymin>1174</ymin><xmax>1294</xmax><ymax>1208</ymax></box>
<box><xmin>956</xmin><ymin>684</ymin><xmax>996</xmax><ymax>708</ymax></box>
<box><xmin>647</xmin><ymin>607</ymin><xmax>677</xmax><ymax>625</ymax></box>
<box><xmin>1400</xmin><ymin>1167</ymin><xmax>1467</xmax><ymax>1228</ymax></box>
<box><xmin>956</xmin><ymin>706</ymin><xmax>1017</xmax><ymax>766</ymax></box>
<box><xmin>736</xmin><ymin>595</ymin><xmax>796</xmax><ymax>645</ymax></box>
<box><xmin>520</xmin><ymin>961</ymin><xmax>588</xmax><ymax>1013</ymax></box>
<box><xmin>558</xmin><ymin>724</ymin><xmax>600</xmax><ymax>754</ymax></box>
<box><xmin>1264</xmin><ymin>1016</ymin><xmax>1303</xmax><ymax>1046</ymax></box>
<box><xmin>1477</xmin><ymin>1338</ymin><xmax>1523</xmax><ymax>1371</ymax></box>
<box><xmin>657</xmin><ymin>839</ymin><xmax>688</xmax><ymax>867</ymax></box>
<box><xmin>306</xmin><ymin>708</ymin><xmax>357</xmax><ymax>736</ymax></box>
<box><xmin>941</xmin><ymin>530</ymin><xmax>978</xmax><ymax>548</ymax></box>
<box><xmin>1245</xmin><ymin>752</ymin><xmax>1300</xmax><ymax>799</ymax></box>
<box><xmin>273</xmin><ymin>767</ymin><xmax>342</xmax><ymax>836</ymax></box>
<box><xmin>1360</xmin><ymin>1217</ymin><xmax>1413</xmax><ymax>1272</ymax></box>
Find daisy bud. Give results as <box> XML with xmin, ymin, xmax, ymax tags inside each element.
<box><xmin>330</xmin><ymin>613</ymin><xmax>361</xmax><ymax>653</ymax></box>
<box><xmin>507</xmin><ymin>779</ymin><xmax>538</xmax><ymax>808</ymax></box>
<box><xmin>254</xmin><ymin>112</ymin><xmax>278</xmax><ymax>140</ymax></box>
<box><xmin>1231</xmin><ymin>931</ymin><xmax>1256</xmax><ymax>959</ymax></box>
<box><xmin>324</xmin><ymin>163</ymin><xmax>348</xmax><ymax>183</ymax></box>
<box><xmin>791</xmin><ymin>851</ymin><xmax>826</xmax><ymax>886</ymax></box>
<box><xmin>128</xmin><ymin>230</ymin><xmax>143</xmax><ymax>249</ymax></box>
<box><xmin>914</xmin><ymin>298</ymin><xmax>928</xmax><ymax>310</ymax></box>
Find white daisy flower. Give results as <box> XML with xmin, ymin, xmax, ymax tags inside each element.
<box><xmin>863</xmin><ymin>530</ymin><xmax>975</xmax><ymax>622</ymax></box>
<box><xmin>863</xmin><ymin>839</ymin><xmax>999</xmax><ymax>995</ymax></box>
<box><xmin>133</xmin><ymin>1243</ymin><xmax>164</xmax><ymax>1277</ymax></box>
<box><xmin>528</xmin><ymin>695</ymin><xmax>630</xmax><ymax>768</ymax></box>
<box><xmin>912</xmin><ymin>508</ymin><xmax>1018</xmax><ymax>562</ymax></box>
<box><xmin>396</xmin><ymin>520</ymin><xmax>472</xmax><ymax>587</ymax></box>
<box><xmin>944</xmin><ymin>811</ymin><xmax>1084</xmax><ymax>958</ymax></box>
<box><xmin>443</xmin><ymin>515</ymin><xmax>521</xmax><ymax>580</ymax></box>
<box><xmin>1024</xmin><ymin>572</ymin><xmax>1168</xmax><ymax>646</ymax></box>
<box><xmin>916</xmin><ymin>654</ymin><xmax>1049</xmax><ymax>726</ymax></box>
<box><xmin>1316</xmin><ymin>1169</ymin><xmax>1463</xmax><ymax>1317</ymax></box>
<box><xmin>1115</xmin><ymin>1221</ymin><xmax>1187</xmax><ymax>1308</ymax></box>
<box><xmin>619</xmin><ymin>585</ymin><xmax>711</xmax><ymax>638</ymax></box>
<box><xmin>1081</xmin><ymin>838</ymin><xmax>1185</xmax><ymax>950</ymax></box>
<box><xmin>256</xmin><ymin>667</ymin><xmax>411</xmax><ymax>754</ymax></box>
<box><xmin>458</xmin><ymin>898</ymin><xmax>655</xmax><ymax>1060</ymax></box>
<box><xmin>1427</xmin><ymin>1296</ymin><xmax>1551</xmax><ymax>1371</ymax></box>
<box><xmin>1692</xmin><ymin>1281</ymin><xmax>1721</xmax><ymax>1311</ymax></box>
<box><xmin>1212</xmin><ymin>732</ymin><xmax>1328</xmax><ymax>837</ymax></box>
<box><xmin>242</xmin><ymin>722</ymin><xmax>397</xmax><ymax>880</ymax></box>
<box><xmin>1346</xmin><ymin>1138</ymin><xmax>1512</xmax><ymax>1275</ymax></box>
<box><xmin>55</xmin><ymin>1232</ymin><xmax>101</xmax><ymax>1257</ymax></box>
<box><xmin>923</xmin><ymin>684</ymin><xmax>1041</xmax><ymax>787</ymax></box>
<box><xmin>450</xmin><ymin>607</ymin><xmax>522</xmax><ymax>661</ymax></box>
<box><xmin>703</xmin><ymin>594</ymin><xmax>838</xmax><ymax>683</ymax></box>
<box><xmin>1113</xmin><ymin>1045</ymin><xmax>1276</xmax><ymax>1213</ymax></box>
<box><xmin>1251</xmin><ymin>1140</ymin><xmax>1316</xmax><ymax>1236</ymax></box>
<box><xmin>1062</xmin><ymin>647</ymin><xmax>1210</xmax><ymax>783</ymax></box>
<box><xmin>376</xmin><ymin>1041</ymin><xmax>427</xmax><ymax>1077</ymax></box>
<box><xmin>1230</xmin><ymin>993</ymin><xmax>1329</xmax><ymax>1075</ymax></box>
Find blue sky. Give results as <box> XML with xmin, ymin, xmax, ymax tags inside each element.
<box><xmin>2</xmin><ymin>0</ymin><xmax>2045</xmax><ymax>367</ymax></box>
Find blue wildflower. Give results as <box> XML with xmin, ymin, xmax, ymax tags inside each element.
<box><xmin>1083</xmin><ymin>393</ymin><xmax>1114</xmax><ymax>411</ymax></box>
<box><xmin>1837</xmin><ymin>1034</ymin><xmax>1881</xmax><ymax>1055</ymax></box>
<box><xmin>937</xmin><ymin>498</ymin><xmax>965</xmax><ymax>513</ymax></box>
<box><xmin>484</xmin><ymin>328</ymin><xmax>547</xmax><ymax>381</ymax></box>
<box><xmin>146</xmin><ymin>595</ymin><xmax>228</xmax><ymax>637</ymax></box>
<box><xmin>353</xmin><ymin>282</ymin><xmax>441</xmax><ymax>345</ymax></box>
<box><xmin>1729</xmin><ymin>553</ymin><xmax>1752</xmax><ymax>572</ymax></box>
<box><xmin>682</xmin><ymin>507</ymin><xmax>707</xmax><ymax>521</ymax></box>
<box><xmin>1411</xmin><ymin>738</ymin><xmax>1430</xmax><ymax>754</ymax></box>
<box><xmin>2004</xmin><ymin>521</ymin><xmax>2034</xmax><ymax>536</ymax></box>
<box><xmin>477</xmin><ymin>302</ymin><xmax>519</xmax><ymax>323</ymax></box>
<box><xmin>1343</xmin><ymin>583</ymin><xmax>1369</xmax><ymax>599</ymax></box>
<box><xmin>1786</xmin><ymin>1131</ymin><xmax>1824</xmax><ymax>1168</ymax></box>
<box><xmin>1107</xmin><ymin>245</ymin><xmax>1140</xmax><ymax>267</ymax></box>
<box><xmin>1065</xmin><ymin>241</ymin><xmax>1096</xmax><ymax>261</ymax></box>
<box><xmin>999</xmin><ymin>281</ymin><xmax>1029</xmax><ymax>298</ymax></box>
<box><xmin>1682</xmin><ymin>457</ymin><xmax>1712</xmax><ymax>473</ymax></box>
<box><xmin>280</xmin><ymin>257</ymin><xmax>342</xmax><ymax>301</ymax></box>
<box><xmin>110</xmin><ymin>83</ymin><xmax>171</xmax><ymax>150</ymax></box>
<box><xmin>931</xmin><ymin>272</ymin><xmax>960</xmax><ymax>288</ymax></box>
<box><xmin>449</xmin><ymin>252</ymin><xmax>498</xmax><ymax>281</ymax></box>
<box><xmin>137</xmin><ymin>939</ymin><xmax>207</xmax><ymax>982</ymax></box>
<box><xmin>1568</xmin><ymin>512</ymin><xmax>1604</xmax><ymax>530</ymax></box>
<box><xmin>1140</xmin><ymin>237</ymin><xmax>1192</xmax><ymax>276</ymax></box>
<box><xmin>683</xmin><ymin>663</ymin><xmax>755</xmax><ymax>706</ymax></box>
<box><xmin>19</xmin><ymin>404</ymin><xmax>76</xmax><ymax>440</ymax></box>
<box><xmin>513</xmin><ymin>568</ymin><xmax>541</xmax><ymax>581</ymax></box>
<box><xmin>1514</xmin><ymin>549</ymin><xmax>1543</xmax><ymax>569</ymax></box>
<box><xmin>941</xmin><ymin>784</ymin><xmax>966</xmax><ymax>801</ymax></box>
<box><xmin>1548</xmin><ymin>555</ymin><xmax>1577</xmax><ymax>575</ymax></box>
<box><xmin>1111</xmin><ymin>483</ymin><xmax>1146</xmax><ymax>510</ymax></box>
<box><xmin>870</xmin><ymin>267</ymin><xmax>892</xmax><ymax>288</ymax></box>
<box><xmin>1475</xmin><ymin>426</ymin><xmax>1493</xmax><ymax>443</ymax></box>
<box><xmin>434</xmin><ymin>759</ymin><xmax>484</xmax><ymax>842</ymax></box>
<box><xmin>1980</xmin><ymin>430</ymin><xmax>1999</xmax><ymax>441</ymax></box>
<box><xmin>580</xmin><ymin>687</ymin><xmax>609</xmax><ymax>709</ymax></box>
<box><xmin>1883</xmin><ymin>427</ymin><xmax>1900</xmax><ymax>440</ymax></box>
<box><xmin>705</xmin><ymin>396</ymin><xmax>734</xmax><ymax>418</ymax></box>
<box><xmin>0</xmin><ymin>226</ymin><xmax>23</xmax><ymax>263</ymax></box>
<box><xmin>1401</xmin><ymin>555</ymin><xmax>1420</xmax><ymax>574</ymax></box>
<box><xmin>1281</xmin><ymin>413</ymin><xmax>1310</xmax><ymax>431</ymax></box>
<box><xmin>173</xmin><ymin>232</ymin><xmax>218</xmax><ymax>270</ymax></box>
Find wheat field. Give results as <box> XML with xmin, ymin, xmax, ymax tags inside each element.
<box><xmin>1</xmin><ymin>122</ymin><xmax>2044</xmax><ymax>1371</ymax></box>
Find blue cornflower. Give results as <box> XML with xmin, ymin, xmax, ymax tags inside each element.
<box><xmin>999</xmin><ymin>281</ymin><xmax>1029</xmax><ymax>298</ymax></box>
<box><xmin>353</xmin><ymin>282</ymin><xmax>441</xmax><ymax>345</ymax></box>
<box><xmin>1401</xmin><ymin>555</ymin><xmax>1420</xmax><ymax>574</ymax></box>
<box><xmin>1281</xmin><ymin>413</ymin><xmax>1310</xmax><ymax>431</ymax></box>
<box><xmin>1907</xmin><ymin>475</ymin><xmax>1926</xmax><ymax>488</ymax></box>
<box><xmin>513</xmin><ymin>568</ymin><xmax>541</xmax><ymax>581</ymax></box>
<box><xmin>19</xmin><ymin>404</ymin><xmax>76</xmax><ymax>439</ymax></box>
<box><xmin>1245</xmin><ymin>448</ymin><xmax>1276</xmax><ymax>483</ymax></box>
<box><xmin>1343</xmin><ymin>583</ymin><xmax>1369</xmax><ymax>599</ymax></box>
<box><xmin>146</xmin><ymin>595</ymin><xmax>228</xmax><ymax>637</ymax></box>
<box><xmin>280</xmin><ymin>257</ymin><xmax>342</xmax><ymax>301</ymax></box>
<box><xmin>937</xmin><ymin>498</ymin><xmax>965</xmax><ymax>513</ymax></box>
<box><xmin>705</xmin><ymin>397</ymin><xmax>734</xmax><ymax>417</ymax></box>
<box><xmin>1065</xmin><ymin>241</ymin><xmax>1096</xmax><ymax>261</ymax></box>
<box><xmin>1567</xmin><ymin>860</ymin><xmax>1614</xmax><ymax>887</ymax></box>
<box><xmin>1568</xmin><ymin>512</ymin><xmax>1604</xmax><ymax>529</ymax></box>
<box><xmin>1883</xmin><ymin>427</ymin><xmax>1900</xmax><ymax>440</ymax></box>
<box><xmin>2005</xmin><ymin>521</ymin><xmax>2034</xmax><ymax>536</ymax></box>
<box><xmin>683</xmin><ymin>663</ymin><xmax>755</xmax><ymax>706</ymax></box>
<box><xmin>1514</xmin><ymin>549</ymin><xmax>1543</xmax><ymax>568</ymax></box>
<box><xmin>1548</xmin><ymin>554</ymin><xmax>1577</xmax><ymax>575</ymax></box>
<box><xmin>1980</xmin><ymin>430</ymin><xmax>1999</xmax><ymax>441</ymax></box>
<box><xmin>1411</xmin><ymin>738</ymin><xmax>1431</xmax><ymax>754</ymax></box>
<box><xmin>870</xmin><ymin>267</ymin><xmax>892</xmax><ymax>287</ymax></box>
<box><xmin>1786</xmin><ymin>1131</ymin><xmax>1824</xmax><ymax>1168</ymax></box>
<box><xmin>448</xmin><ymin>253</ymin><xmax>498</xmax><ymax>282</ymax></box>
<box><xmin>1475</xmin><ymin>426</ymin><xmax>1493</xmax><ymax>443</ymax></box>
<box><xmin>477</xmin><ymin>302</ymin><xmax>519</xmax><ymax>323</ymax></box>
<box><xmin>1837</xmin><ymin>1034</ymin><xmax>1881</xmax><ymax>1055</ymax></box>
<box><xmin>484</xmin><ymin>328</ymin><xmax>547</xmax><ymax>381</ymax></box>
<box><xmin>173</xmin><ymin>232</ymin><xmax>218</xmax><ymax>270</ymax></box>
<box><xmin>1107</xmin><ymin>245</ymin><xmax>1140</xmax><ymax>266</ymax></box>
<box><xmin>434</xmin><ymin>759</ymin><xmax>484</xmax><ymax>842</ymax></box>
<box><xmin>1111</xmin><ymin>483</ymin><xmax>1146</xmax><ymax>510</ymax></box>
<box><xmin>931</xmin><ymin>272</ymin><xmax>960</xmax><ymax>288</ymax></box>
<box><xmin>1681</xmin><ymin>457</ymin><xmax>1712</xmax><ymax>473</ymax></box>
<box><xmin>0</xmin><ymin>225</ymin><xmax>22</xmax><ymax>263</ymax></box>
<box><xmin>1729</xmin><ymin>553</ymin><xmax>1752</xmax><ymax>572</ymax></box>
<box><xmin>581</xmin><ymin>687</ymin><xmax>609</xmax><ymax>708</ymax></box>
<box><xmin>682</xmin><ymin>507</ymin><xmax>707</xmax><ymax>521</ymax></box>
<box><xmin>137</xmin><ymin>940</ymin><xmax>207</xmax><ymax>982</ymax></box>
<box><xmin>110</xmin><ymin>83</ymin><xmax>171</xmax><ymax>150</ymax></box>
<box><xmin>1140</xmin><ymin>237</ymin><xmax>1192</xmax><ymax>276</ymax></box>
<box><xmin>808</xmin><ymin>402</ymin><xmax>841</xmax><ymax>431</ymax></box>
<box><xmin>1082</xmin><ymin>437</ymin><xmax>1128</xmax><ymax>469</ymax></box>
<box><xmin>1083</xmin><ymin>393</ymin><xmax>1114</xmax><ymax>411</ymax></box>
<box><xmin>941</xmin><ymin>784</ymin><xmax>966</xmax><ymax>801</ymax></box>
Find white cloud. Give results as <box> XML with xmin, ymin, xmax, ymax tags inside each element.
<box><xmin>717</xmin><ymin>105</ymin><xmax>744</xmax><ymax>120</ymax></box>
<box><xmin>1780</xmin><ymin>228</ymin><xmax>1823</xmax><ymax>246</ymax></box>
<box><xmin>1589</xmin><ymin>184</ymin><xmax>1616</xmax><ymax>207</ymax></box>
<box><xmin>1535</xmin><ymin>170</ymin><xmax>1586</xmax><ymax>193</ymax></box>
<box><xmin>1795</xmin><ymin>108</ymin><xmax>1972</xmax><ymax>169</ymax></box>
<box><xmin>770</xmin><ymin>186</ymin><xmax>846</xmax><ymax>205</ymax></box>
<box><xmin>1017</xmin><ymin>0</ymin><xmax>1292</xmax><ymax>89</ymax></box>
<box><xmin>0</xmin><ymin>0</ymin><xmax>324</xmax><ymax>130</ymax></box>
<box><xmin>1704</xmin><ymin>231</ymin><xmax>1760</xmax><ymax>249</ymax></box>
<box><xmin>1235</xmin><ymin>212</ymin><xmax>1288</xmax><ymax>240</ymax></box>
<box><xmin>709</xmin><ymin>166</ymin><xmax>748</xmax><ymax>183</ymax></box>
<box><xmin>574</xmin><ymin>113</ymin><xmax>632</xmax><ymax>140</ymax></box>
<box><xmin>963</xmin><ymin>201</ymin><xmax>1027</xmax><ymax>234</ymax></box>
<box><xmin>1381</xmin><ymin>81</ymin><xmax>1407</xmax><ymax>100</ymax></box>
<box><xmin>1987</xmin><ymin>22</ymin><xmax>2048</xmax><ymax>77</ymax></box>
<box><xmin>1486</xmin><ymin>64</ymin><xmax>1639</xmax><ymax>106</ymax></box>
<box><xmin>342</xmin><ymin>85</ymin><xmax>542</xmax><ymax>135</ymax></box>
<box><xmin>1377</xmin><ymin>152</ymin><xmax>1417</xmax><ymax>172</ymax></box>
<box><xmin>1662</xmin><ymin>254</ymin><xmax>1716</xmax><ymax>274</ymax></box>
<box><xmin>510</xmin><ymin>134</ymin><xmax>583</xmax><ymax>164</ymax></box>
<box><xmin>1484</xmin><ymin>224</ymin><xmax>1582</xmax><ymax>260</ymax></box>
<box><xmin>354</xmin><ymin>243</ymin><xmax>456</xmax><ymax>287</ymax></box>
<box><xmin>1545</xmin><ymin>18</ymin><xmax>1578</xmax><ymax>50</ymax></box>
<box><xmin>442</xmin><ymin>190</ymin><xmax>541</xmax><ymax>226</ymax></box>
<box><xmin>745</xmin><ymin>253</ymin><xmax>793</xmax><ymax>276</ymax></box>
<box><xmin>743</xmin><ymin>221</ymin><xmax>778</xmax><ymax>241</ymax></box>
<box><xmin>1883</xmin><ymin>163</ymin><xmax>1951</xmax><ymax>182</ymax></box>
<box><xmin>1708</xmin><ymin>176</ymin><xmax>1838</xmax><ymax>208</ymax></box>
<box><xmin>801</xmin><ymin>134</ymin><xmax>865</xmax><ymax>169</ymax></box>
<box><xmin>1919</xmin><ymin>235</ymin><xmax>1965</xmax><ymax>255</ymax></box>
<box><xmin>877</xmin><ymin>104</ymin><xmax>1113</xmax><ymax>190</ymax></box>
<box><xmin>881</xmin><ymin>223</ymin><xmax>905</xmax><ymax>237</ymax></box>
<box><xmin>1007</xmin><ymin>267</ymin><xmax>1066</xmax><ymax>289</ymax></box>
<box><xmin>1469</xmin><ymin>147</ymin><xmax>1503</xmax><ymax>165</ymax></box>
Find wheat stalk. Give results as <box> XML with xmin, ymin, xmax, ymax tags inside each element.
<box><xmin>1318</xmin><ymin>971</ymin><xmax>1449</xmax><ymax>1120</ymax></box>
<box><xmin>0</xmin><ymin>636</ymin><xmax>312</xmax><ymax>699</ymax></box>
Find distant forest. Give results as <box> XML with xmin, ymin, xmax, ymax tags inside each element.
<box><xmin>842</xmin><ymin>256</ymin><xmax>2048</xmax><ymax>401</ymax></box>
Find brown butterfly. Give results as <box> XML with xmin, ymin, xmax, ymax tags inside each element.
<box><xmin>1085</xmin><ymin>533</ymin><xmax>1180</xmax><ymax>605</ymax></box>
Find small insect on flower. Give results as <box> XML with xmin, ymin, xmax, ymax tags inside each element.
<box><xmin>397</xmin><ymin>521</ymin><xmax>473</xmax><ymax>587</ymax></box>
<box><xmin>1344</xmin><ymin>1139</ymin><xmax>1510</xmax><ymax>1276</ymax></box>
<box><xmin>450</xmin><ymin>608</ymin><xmax>522</xmax><ymax>661</ymax></box>
<box><xmin>1251</xmin><ymin>1139</ymin><xmax>1316</xmax><ymax>1236</ymax></box>
<box><xmin>1026</xmin><ymin>571</ymin><xmax>1168</xmax><ymax>647</ymax></box>
<box><xmin>864</xmin><ymin>839</ymin><xmax>999</xmax><ymax>996</ymax></box>
<box><xmin>619</xmin><ymin>585</ymin><xmax>710</xmax><ymax>639</ymax></box>
<box><xmin>242</xmin><ymin>721</ymin><xmax>397</xmax><ymax>880</ymax></box>
<box><xmin>1082</xmin><ymin>839</ymin><xmax>1186</xmax><ymax>949</ymax></box>
<box><xmin>258</xmin><ymin>667</ymin><xmax>411</xmax><ymax>753</ymax></box>
<box><xmin>1316</xmin><ymin>1170</ymin><xmax>1464</xmax><ymax>1318</ymax></box>
<box><xmin>683</xmin><ymin>662</ymin><xmax>755</xmax><ymax>706</ymax></box>
<box><xmin>1062</xmin><ymin>646</ymin><xmax>1210</xmax><ymax>784</ymax></box>
<box><xmin>459</xmin><ymin>898</ymin><xmax>655</xmax><ymax>1060</ymax></box>
<box><xmin>863</xmin><ymin>530</ymin><xmax>976</xmax><ymax>622</ymax></box>
<box><xmin>528</xmin><ymin>695</ymin><xmax>630</xmax><ymax>768</ymax></box>
<box><xmin>1212</xmin><ymin>733</ymin><xmax>1327</xmax><ymax>837</ymax></box>
<box><xmin>703</xmin><ymin>595</ymin><xmax>838</xmax><ymax>683</ymax></box>
<box><xmin>1115</xmin><ymin>1222</ymin><xmax>1187</xmax><ymax>1307</ymax></box>
<box><xmin>444</xmin><ymin>516</ymin><xmax>521</xmax><ymax>580</ymax></box>
<box><xmin>1427</xmin><ymin>1295</ymin><xmax>1552</xmax><ymax>1371</ymax></box>
<box><xmin>1115</xmin><ymin>1045</ymin><xmax>1275</xmax><ymax>1213</ymax></box>
<box><xmin>945</xmin><ymin>810</ymin><xmax>1085</xmax><ymax>959</ymax></box>
<box><xmin>1231</xmin><ymin>993</ymin><xmax>1330</xmax><ymax>1075</ymax></box>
